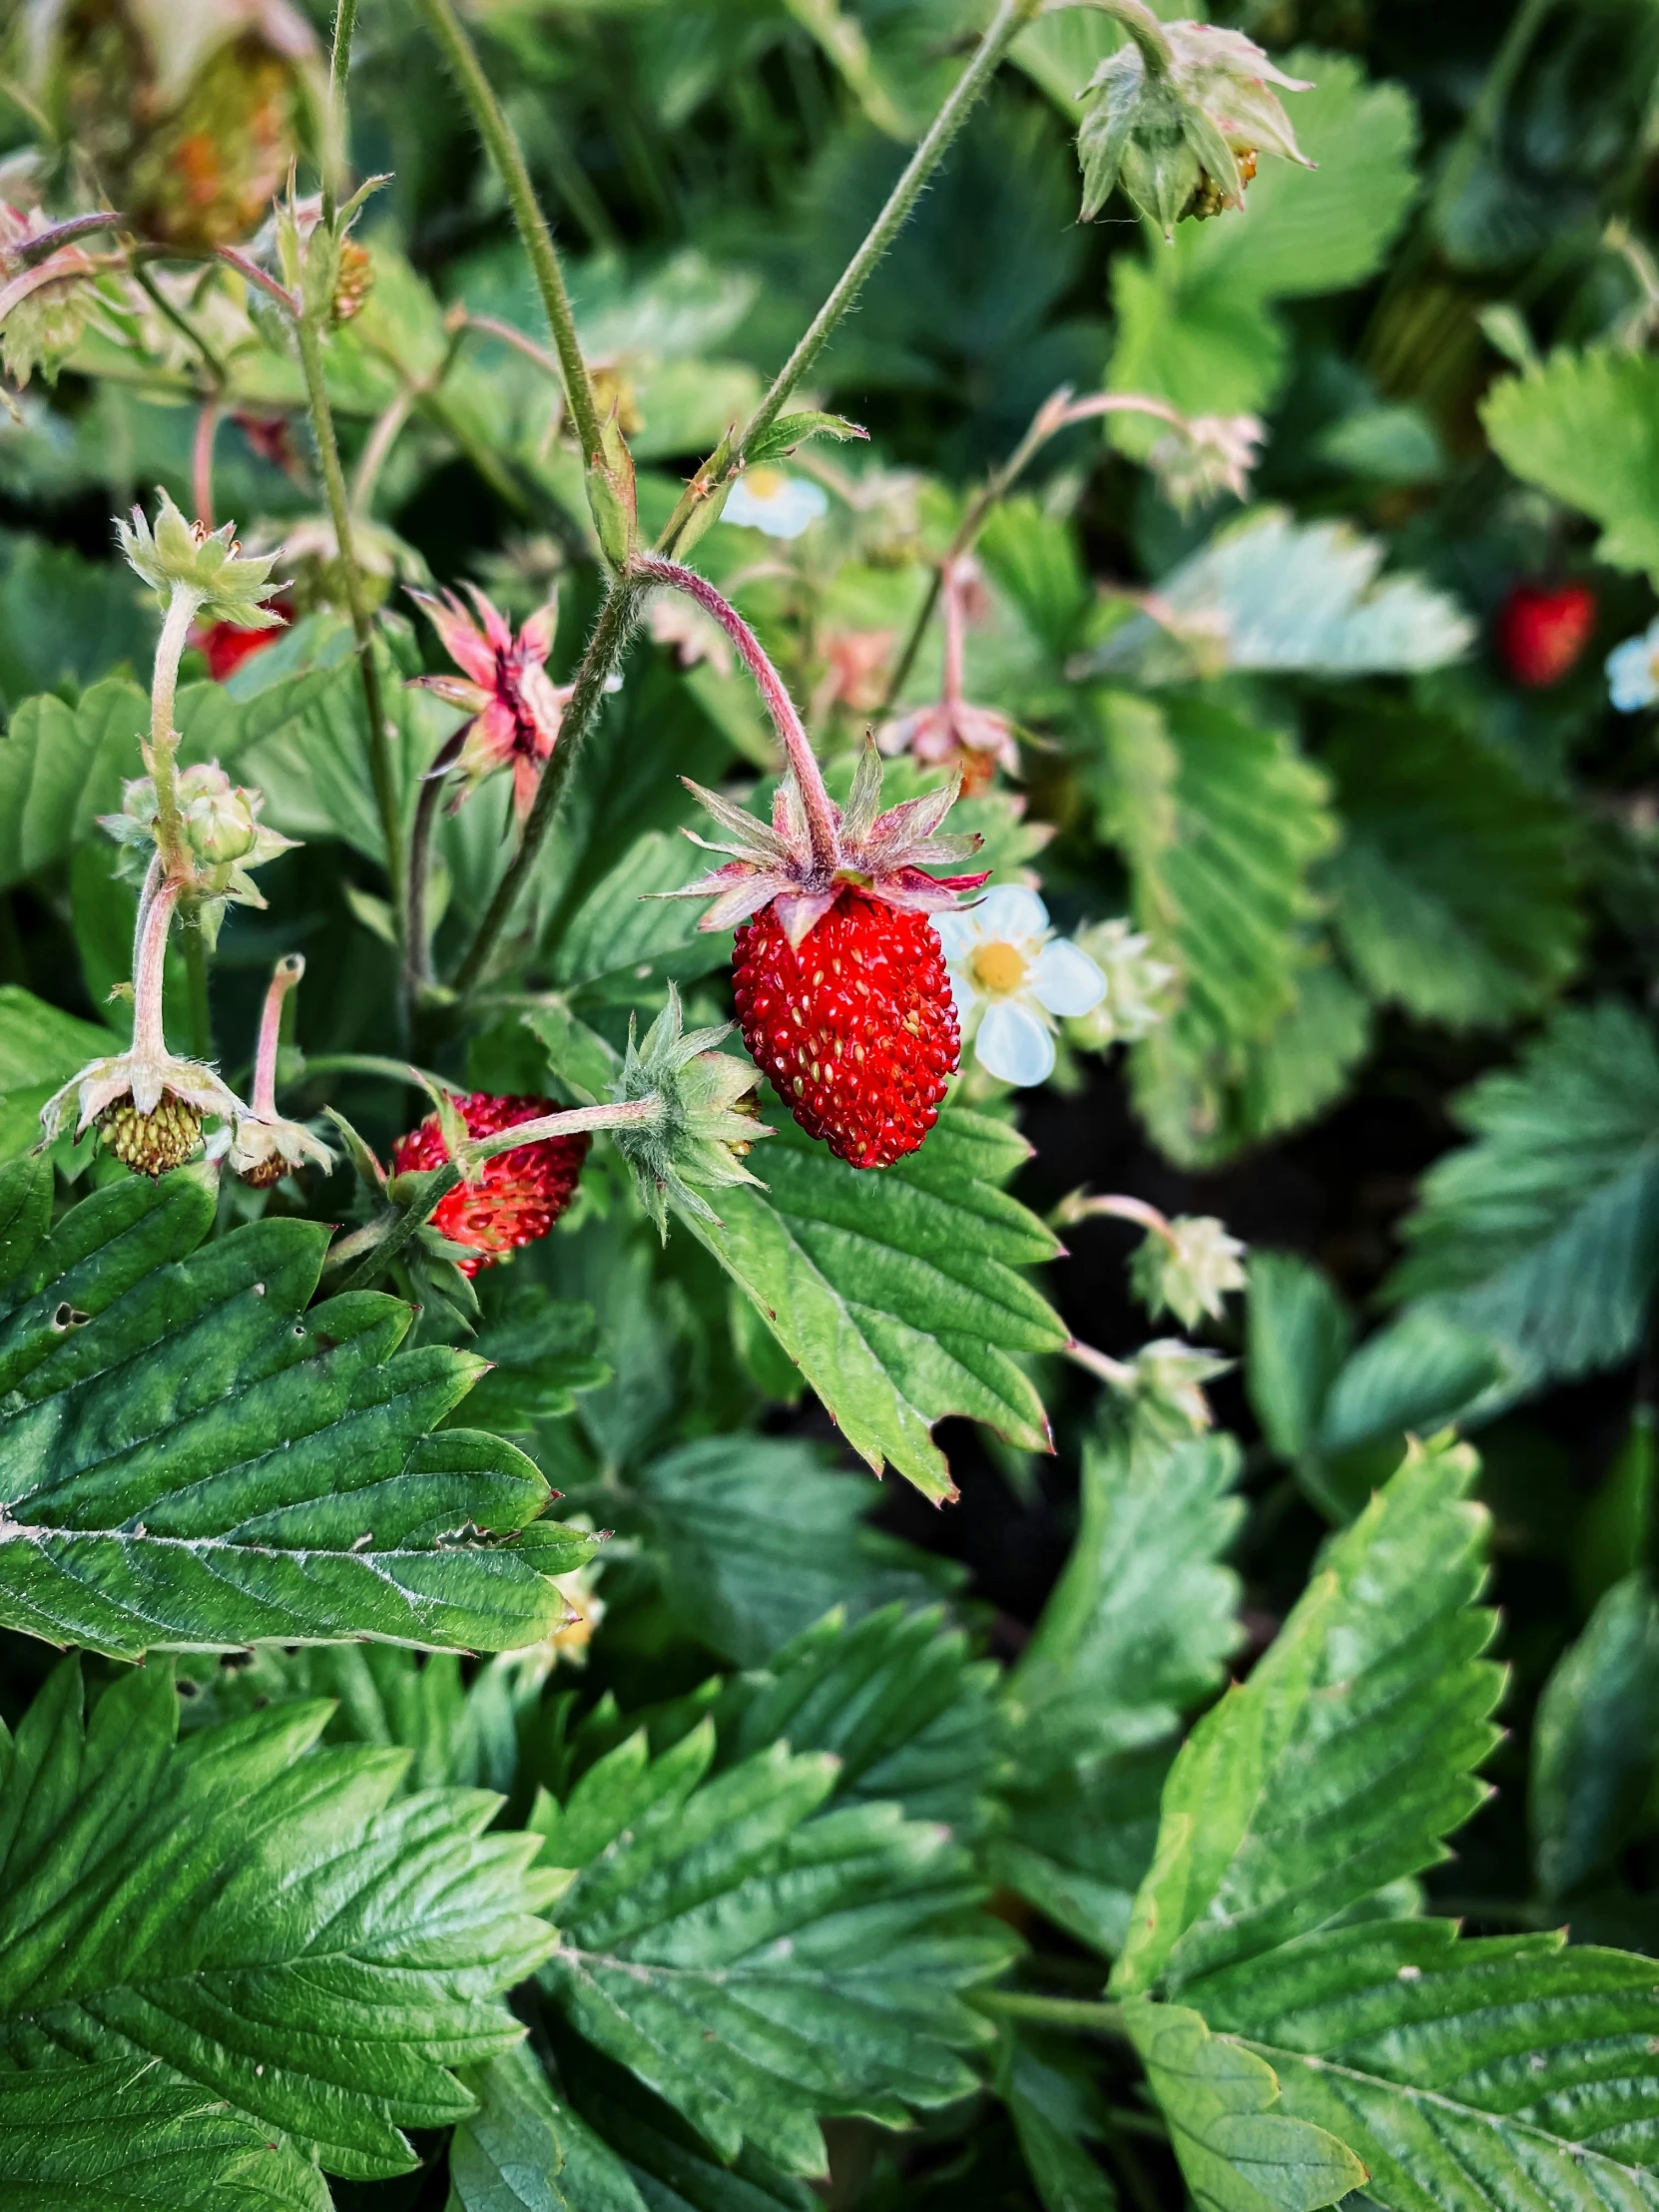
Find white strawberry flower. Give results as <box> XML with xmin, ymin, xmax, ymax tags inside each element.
<box><xmin>934</xmin><ymin>884</ymin><xmax>1107</xmax><ymax>1087</ymax></box>
<box><xmin>723</xmin><ymin>467</ymin><xmax>829</xmax><ymax>539</ymax></box>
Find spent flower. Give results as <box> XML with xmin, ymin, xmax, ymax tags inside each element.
<box><xmin>1064</xmin><ymin>919</ymin><xmax>1177</xmax><ymax>1049</ymax></box>
<box><xmin>216</xmin><ymin>953</ymin><xmax>333</xmax><ymax>1188</ymax></box>
<box><xmin>608</xmin><ymin>984</ymin><xmax>771</xmax><ymax>1238</ymax></box>
<box><xmin>1076</xmin><ymin>14</ymin><xmax>1313</xmax><ymax>235</ymax></box>
<box><xmin>1130</xmin><ymin>1213</ymin><xmax>1248</xmax><ymax>1329</ymax></box>
<box><xmin>1149</xmin><ymin>413</ymin><xmax>1264</xmax><ymax>513</ymax></box>
<box><xmin>118</xmin><ymin>487</ymin><xmax>288</xmax><ymax>630</ymax></box>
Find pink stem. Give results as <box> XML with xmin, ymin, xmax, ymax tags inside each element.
<box><xmin>213</xmin><ymin>246</ymin><xmax>299</xmax><ymax>320</ymax></box>
<box><xmin>1065</xmin><ymin>1192</ymin><xmax>1178</xmax><ymax>1245</ymax></box>
<box><xmin>193</xmin><ymin>401</ymin><xmax>220</xmax><ymax>528</ymax></box>
<box><xmin>635</xmin><ymin>555</ymin><xmax>840</xmax><ymax>871</ymax></box>
<box><xmin>941</xmin><ymin>559</ymin><xmax>968</xmax><ymax>708</ymax></box>
<box><xmin>132</xmin><ymin>875</ymin><xmax>183</xmax><ymax>1060</ymax></box>
<box><xmin>252</xmin><ymin>955</ymin><xmax>304</xmax><ymax>1117</ymax></box>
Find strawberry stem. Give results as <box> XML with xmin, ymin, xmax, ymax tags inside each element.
<box><xmin>636</xmin><ymin>556</ymin><xmax>841</xmax><ymax>871</ymax></box>
<box><xmin>252</xmin><ymin>955</ymin><xmax>305</xmax><ymax>1120</ymax></box>
<box><xmin>131</xmin><ymin>871</ymin><xmax>182</xmax><ymax>1064</ymax></box>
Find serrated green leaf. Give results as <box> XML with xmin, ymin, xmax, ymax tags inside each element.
<box><xmin>989</xmin><ymin>1426</ymin><xmax>1242</xmax><ymax>1957</ymax></box>
<box><xmin>632</xmin><ymin>1434</ymin><xmax>956</xmax><ymax>1669</ymax></box>
<box><xmin>1192</xmin><ymin>1918</ymin><xmax>1659</xmax><ymax>2212</ymax></box>
<box><xmin>554</xmin><ymin>2040</ymin><xmax>816</xmax><ymax>2212</ymax></box>
<box><xmin>0</xmin><ymin>1657</ymin><xmax>556</xmax><ymax>2180</ymax></box>
<box><xmin>1385</xmin><ymin>1001</ymin><xmax>1659</xmax><ymax>1395</ymax></box>
<box><xmin>681</xmin><ymin>1103</ymin><xmax>1064</xmax><ymax>1501</ymax></box>
<box><xmin>1090</xmin><ymin>689</ymin><xmax>1350</xmax><ymax>1166</ymax></box>
<box><xmin>999</xmin><ymin>2032</ymin><xmax>1117</xmax><ymax>2212</ymax></box>
<box><xmin>0</xmin><ymin>678</ymin><xmax>149</xmax><ymax>891</ymax></box>
<box><xmin>534</xmin><ymin>1723</ymin><xmax>1018</xmax><ymax>2177</ymax></box>
<box><xmin>1085</xmin><ymin>511</ymin><xmax>1473</xmax><ymax>684</ymax></box>
<box><xmin>1326</xmin><ymin>709</ymin><xmax>1582</xmax><ymax>1028</ymax></box>
<box><xmin>1246</xmin><ymin>1253</ymin><xmax>1354</xmax><ymax>1463</ymax></box>
<box><xmin>1113</xmin><ymin>1434</ymin><xmax>1501</xmax><ymax>1999</ymax></box>
<box><xmin>448</xmin><ymin>2043</ymin><xmax>638</xmax><ymax>2212</ymax></box>
<box><xmin>742</xmin><ymin>412</ymin><xmax>867</xmax><ymax>468</ymax></box>
<box><xmin>0</xmin><ymin>986</ymin><xmax>114</xmax><ymax>1161</ymax></box>
<box><xmin>551</xmin><ymin>830</ymin><xmax>728</xmax><ymax>994</ymax></box>
<box><xmin>1123</xmin><ymin>1998</ymin><xmax>1366</xmax><ymax>2212</ymax></box>
<box><xmin>1532</xmin><ymin>1573</ymin><xmax>1659</xmax><ymax>1903</ymax></box>
<box><xmin>720</xmin><ymin>1602</ymin><xmax>1000</xmax><ymax>1834</ymax></box>
<box><xmin>0</xmin><ymin>531</ymin><xmax>155</xmax><ymax>713</ymax></box>
<box><xmin>0</xmin><ymin>2062</ymin><xmax>331</xmax><ymax>2211</ymax></box>
<box><xmin>1482</xmin><ymin>347</ymin><xmax>1659</xmax><ymax>578</ymax></box>
<box><xmin>0</xmin><ymin>1158</ymin><xmax>574</xmax><ymax>1656</ymax></box>
<box><xmin>464</xmin><ymin>1286</ymin><xmax>612</xmax><ymax>1433</ymax></box>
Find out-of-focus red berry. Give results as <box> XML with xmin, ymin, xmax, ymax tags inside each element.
<box><xmin>1496</xmin><ymin>581</ymin><xmax>1596</xmax><ymax>689</ymax></box>
<box><xmin>195</xmin><ymin>598</ymin><xmax>292</xmax><ymax>682</ymax></box>
<box><xmin>391</xmin><ymin>1092</ymin><xmax>588</xmax><ymax>1276</ymax></box>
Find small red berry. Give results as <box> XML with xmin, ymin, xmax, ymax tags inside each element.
<box><xmin>195</xmin><ymin>598</ymin><xmax>292</xmax><ymax>682</ymax></box>
<box><xmin>391</xmin><ymin>1092</ymin><xmax>588</xmax><ymax>1276</ymax></box>
<box><xmin>1497</xmin><ymin>581</ymin><xmax>1596</xmax><ymax>689</ymax></box>
<box><xmin>732</xmin><ymin>890</ymin><xmax>960</xmax><ymax>1170</ymax></box>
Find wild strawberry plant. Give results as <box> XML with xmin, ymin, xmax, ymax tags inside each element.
<box><xmin>2</xmin><ymin>0</ymin><xmax>1659</xmax><ymax>2206</ymax></box>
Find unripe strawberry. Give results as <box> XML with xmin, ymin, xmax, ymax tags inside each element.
<box><xmin>391</xmin><ymin>1092</ymin><xmax>588</xmax><ymax>1276</ymax></box>
<box><xmin>1496</xmin><ymin>581</ymin><xmax>1596</xmax><ymax>689</ymax></box>
<box><xmin>733</xmin><ymin>892</ymin><xmax>960</xmax><ymax>1170</ymax></box>
<box><xmin>98</xmin><ymin>1093</ymin><xmax>204</xmax><ymax>1177</ymax></box>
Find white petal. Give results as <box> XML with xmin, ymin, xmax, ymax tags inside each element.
<box><xmin>974</xmin><ymin>999</ymin><xmax>1055</xmax><ymax>1087</ymax></box>
<box><xmin>944</xmin><ymin>962</ymin><xmax>978</xmax><ymax>1016</ymax></box>
<box><xmin>931</xmin><ymin>908</ymin><xmax>979</xmax><ymax>959</ymax></box>
<box><xmin>974</xmin><ymin>882</ymin><xmax>1049</xmax><ymax>944</ymax></box>
<box><xmin>1029</xmin><ymin>937</ymin><xmax>1108</xmax><ymax>1017</ymax></box>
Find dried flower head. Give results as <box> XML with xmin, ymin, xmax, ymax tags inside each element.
<box><xmin>118</xmin><ymin>488</ymin><xmax>288</xmax><ymax>627</ymax></box>
<box><xmin>608</xmin><ymin>984</ymin><xmax>771</xmax><ymax>1238</ymax></box>
<box><xmin>1130</xmin><ymin>1214</ymin><xmax>1248</xmax><ymax>1330</ymax></box>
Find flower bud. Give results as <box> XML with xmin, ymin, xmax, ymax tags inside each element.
<box><xmin>1130</xmin><ymin>1214</ymin><xmax>1247</xmax><ymax>1330</ymax></box>
<box><xmin>117</xmin><ymin>488</ymin><xmax>288</xmax><ymax>628</ymax></box>
<box><xmin>1076</xmin><ymin>17</ymin><xmax>1312</xmax><ymax>237</ymax></box>
<box><xmin>1064</xmin><ymin>920</ymin><xmax>1176</xmax><ymax>1050</ymax></box>
<box><xmin>610</xmin><ymin>985</ymin><xmax>772</xmax><ymax>1240</ymax></box>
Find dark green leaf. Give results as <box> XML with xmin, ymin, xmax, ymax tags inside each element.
<box><xmin>533</xmin><ymin>1721</ymin><xmax>1017</xmax><ymax>2176</ymax></box>
<box><xmin>741</xmin><ymin>413</ymin><xmax>867</xmax><ymax>468</ymax></box>
<box><xmin>1531</xmin><ymin>1572</ymin><xmax>1659</xmax><ymax>1902</ymax></box>
<box><xmin>0</xmin><ymin>987</ymin><xmax>114</xmax><ymax>1162</ymax></box>
<box><xmin>0</xmin><ymin>1658</ymin><xmax>556</xmax><ymax>2179</ymax></box>
<box><xmin>1482</xmin><ymin>348</ymin><xmax>1659</xmax><ymax>578</ymax></box>
<box><xmin>0</xmin><ymin>1159</ymin><xmax>581</xmax><ymax>1656</ymax></box>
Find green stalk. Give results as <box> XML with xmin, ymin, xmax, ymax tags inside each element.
<box><xmin>659</xmin><ymin>0</ymin><xmax>1038</xmax><ymax>555</ymax></box>
<box><xmin>322</xmin><ymin>0</ymin><xmax>360</xmax><ymax>226</ymax></box>
<box><xmin>975</xmin><ymin>1991</ymin><xmax>1133</xmax><ymax>2038</ymax></box>
<box><xmin>149</xmin><ymin>587</ymin><xmax>203</xmax><ymax>879</ymax></box>
<box><xmin>412</xmin><ymin>0</ymin><xmax>606</xmax><ymax>473</ymax></box>
<box><xmin>450</xmin><ymin>575</ymin><xmax>646</xmax><ymax>999</ymax></box>
<box><xmin>293</xmin><ymin>310</ymin><xmax>405</xmax><ymax>924</ymax></box>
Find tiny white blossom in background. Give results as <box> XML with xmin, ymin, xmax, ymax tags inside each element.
<box><xmin>935</xmin><ymin>884</ymin><xmax>1106</xmax><ymax>1087</ymax></box>
<box><xmin>723</xmin><ymin>467</ymin><xmax>829</xmax><ymax>539</ymax></box>
<box><xmin>1131</xmin><ymin>1215</ymin><xmax>1248</xmax><ymax>1330</ymax></box>
<box><xmin>1064</xmin><ymin>918</ymin><xmax>1177</xmax><ymax>1049</ymax></box>
<box><xmin>1607</xmin><ymin>619</ymin><xmax>1659</xmax><ymax>711</ymax></box>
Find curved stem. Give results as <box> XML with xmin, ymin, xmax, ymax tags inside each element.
<box><xmin>412</xmin><ymin>0</ymin><xmax>605</xmax><ymax>473</ymax></box>
<box><xmin>349</xmin><ymin>384</ymin><xmax>418</xmax><ymax>515</ymax></box>
<box><xmin>328</xmin><ymin>1098</ymin><xmax>660</xmax><ymax>1293</ymax></box>
<box><xmin>1053</xmin><ymin>1190</ymin><xmax>1177</xmax><ymax>1244</ymax></box>
<box><xmin>293</xmin><ymin>308</ymin><xmax>405</xmax><ymax>929</ymax></box>
<box><xmin>450</xmin><ymin>575</ymin><xmax>646</xmax><ymax>1000</ymax></box>
<box><xmin>192</xmin><ymin>401</ymin><xmax>219</xmax><ymax>526</ymax></box>
<box><xmin>1066</xmin><ymin>1339</ymin><xmax>1137</xmax><ymax>1390</ymax></box>
<box><xmin>253</xmin><ymin>954</ymin><xmax>305</xmax><ymax>1117</ymax></box>
<box><xmin>732</xmin><ymin>0</ymin><xmax>1034</xmax><ymax>477</ymax></box>
<box><xmin>636</xmin><ymin>556</ymin><xmax>839</xmax><ymax>869</ymax></box>
<box><xmin>150</xmin><ymin>589</ymin><xmax>203</xmax><ymax>879</ymax></box>
<box><xmin>211</xmin><ymin>245</ymin><xmax>299</xmax><ymax>320</ymax></box>
<box><xmin>131</xmin><ymin>263</ymin><xmax>230</xmax><ymax>388</ymax></box>
<box><xmin>131</xmin><ymin>875</ymin><xmax>183</xmax><ymax>1060</ymax></box>
<box><xmin>1040</xmin><ymin>0</ymin><xmax>1173</xmax><ymax>70</ymax></box>
<box><xmin>405</xmin><ymin>731</ymin><xmax>465</xmax><ymax>997</ymax></box>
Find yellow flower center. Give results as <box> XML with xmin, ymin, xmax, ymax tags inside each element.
<box><xmin>746</xmin><ymin>465</ymin><xmax>788</xmax><ymax>499</ymax></box>
<box><xmin>968</xmin><ymin>939</ymin><xmax>1029</xmax><ymax>998</ymax></box>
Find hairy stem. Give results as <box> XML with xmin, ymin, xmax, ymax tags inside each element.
<box><xmin>636</xmin><ymin>556</ymin><xmax>839</xmax><ymax>868</ymax></box>
<box><xmin>293</xmin><ymin>308</ymin><xmax>405</xmax><ymax>925</ymax></box>
<box><xmin>450</xmin><ymin>575</ymin><xmax>646</xmax><ymax>999</ymax></box>
<box><xmin>412</xmin><ymin>0</ymin><xmax>606</xmax><ymax>473</ymax></box>
<box><xmin>1053</xmin><ymin>1190</ymin><xmax>1177</xmax><ymax>1244</ymax></box>
<box><xmin>150</xmin><ymin>589</ymin><xmax>203</xmax><ymax>879</ymax></box>
<box><xmin>658</xmin><ymin>0</ymin><xmax>1036</xmax><ymax>557</ymax></box>
<box><xmin>131</xmin><ymin>873</ymin><xmax>183</xmax><ymax>1060</ymax></box>
<box><xmin>252</xmin><ymin>954</ymin><xmax>305</xmax><ymax>1117</ymax></box>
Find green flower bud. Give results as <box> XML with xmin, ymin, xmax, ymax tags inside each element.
<box><xmin>1064</xmin><ymin>920</ymin><xmax>1177</xmax><ymax>1050</ymax></box>
<box><xmin>117</xmin><ymin>488</ymin><xmax>287</xmax><ymax>628</ymax></box>
<box><xmin>1129</xmin><ymin>1215</ymin><xmax>1247</xmax><ymax>1330</ymax></box>
<box><xmin>1076</xmin><ymin>15</ymin><xmax>1312</xmax><ymax>237</ymax></box>
<box><xmin>609</xmin><ymin>985</ymin><xmax>772</xmax><ymax>1240</ymax></box>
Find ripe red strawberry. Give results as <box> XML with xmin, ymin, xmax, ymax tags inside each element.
<box><xmin>1496</xmin><ymin>581</ymin><xmax>1596</xmax><ymax>689</ymax></box>
<box><xmin>195</xmin><ymin>598</ymin><xmax>292</xmax><ymax>682</ymax></box>
<box><xmin>733</xmin><ymin>891</ymin><xmax>960</xmax><ymax>1169</ymax></box>
<box><xmin>391</xmin><ymin>1091</ymin><xmax>587</xmax><ymax>1276</ymax></box>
